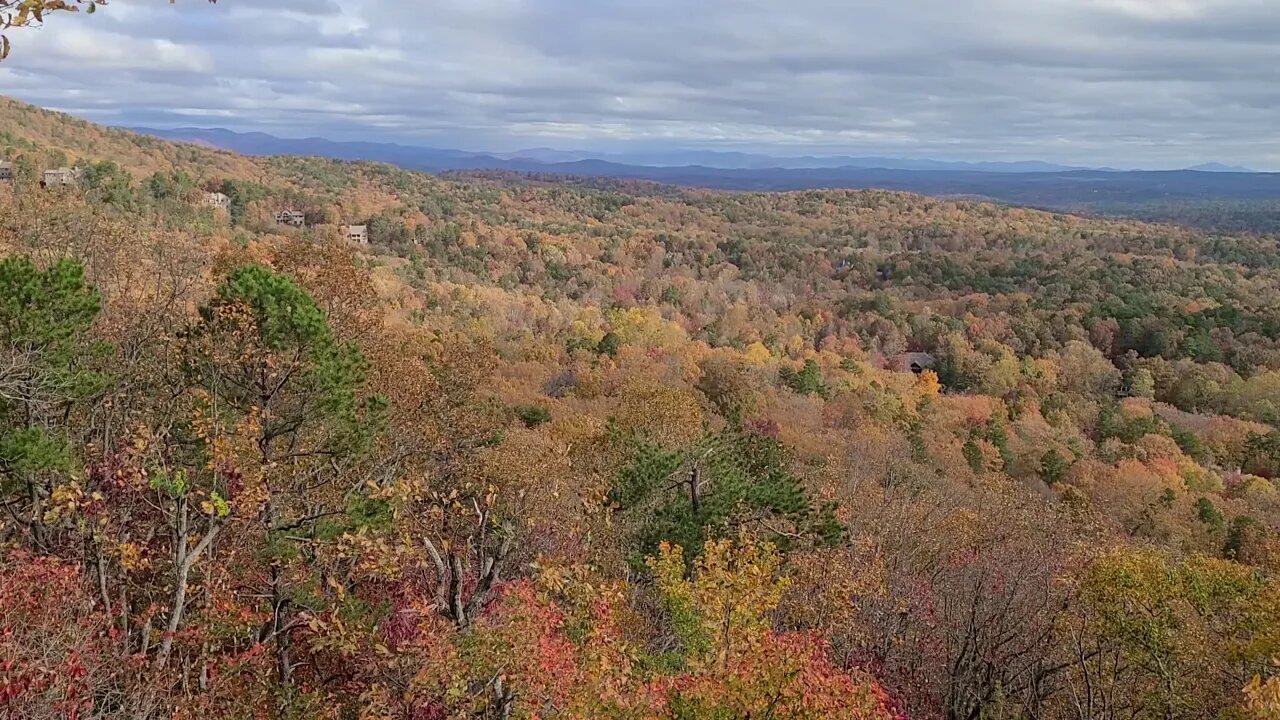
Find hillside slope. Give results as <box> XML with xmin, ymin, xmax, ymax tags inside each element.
<box><xmin>0</xmin><ymin>96</ymin><xmax>259</xmax><ymax>178</ymax></box>
<box><xmin>129</xmin><ymin>118</ymin><xmax>1280</xmax><ymax>235</ymax></box>
<box><xmin>4</xmin><ymin>97</ymin><xmax>1280</xmax><ymax>719</ymax></box>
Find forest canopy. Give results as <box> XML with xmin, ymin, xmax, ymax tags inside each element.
<box><xmin>2</xmin><ymin>97</ymin><xmax>1280</xmax><ymax>719</ymax></box>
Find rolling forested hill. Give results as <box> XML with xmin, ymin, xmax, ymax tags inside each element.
<box><xmin>134</xmin><ymin>123</ymin><xmax>1280</xmax><ymax>236</ymax></box>
<box><xmin>6</xmin><ymin>97</ymin><xmax>1280</xmax><ymax>720</ymax></box>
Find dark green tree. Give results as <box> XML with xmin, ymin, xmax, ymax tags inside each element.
<box><xmin>188</xmin><ymin>264</ymin><xmax>380</xmax><ymax>446</ymax></box>
<box><xmin>513</xmin><ymin>404</ymin><xmax>551</xmax><ymax>428</ymax></box>
<box><xmin>610</xmin><ymin>428</ymin><xmax>841</xmax><ymax>567</ymax></box>
<box><xmin>146</xmin><ymin>170</ymin><xmax>196</xmax><ymax>202</ymax></box>
<box><xmin>986</xmin><ymin>416</ymin><xmax>1014</xmax><ymax>469</ymax></box>
<box><xmin>779</xmin><ymin>358</ymin><xmax>829</xmax><ymax>398</ymax></box>
<box><xmin>596</xmin><ymin>331</ymin><xmax>622</xmax><ymax>357</ymax></box>
<box><xmin>1243</xmin><ymin>431</ymin><xmax>1280</xmax><ymax>479</ymax></box>
<box><xmin>182</xmin><ymin>265</ymin><xmax>386</xmax><ymax>692</ymax></box>
<box><xmin>963</xmin><ymin>434</ymin><xmax>985</xmax><ymax>473</ymax></box>
<box><xmin>0</xmin><ymin>257</ymin><xmax>106</xmax><ymax>550</ymax></box>
<box><xmin>80</xmin><ymin>160</ymin><xmax>135</xmax><ymax>210</ymax></box>
<box><xmin>1195</xmin><ymin>497</ymin><xmax>1224</xmax><ymax>529</ymax></box>
<box><xmin>1040</xmin><ymin>449</ymin><xmax>1070</xmax><ymax>484</ymax></box>
<box><xmin>219</xmin><ymin>178</ymin><xmax>268</xmax><ymax>227</ymax></box>
<box><xmin>1224</xmin><ymin>515</ymin><xmax>1261</xmax><ymax>561</ymax></box>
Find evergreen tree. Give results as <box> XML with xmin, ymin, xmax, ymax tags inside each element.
<box><xmin>0</xmin><ymin>257</ymin><xmax>106</xmax><ymax>550</ymax></box>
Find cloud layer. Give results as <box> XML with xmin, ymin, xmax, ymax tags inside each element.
<box><xmin>2</xmin><ymin>0</ymin><xmax>1278</xmax><ymax>168</ymax></box>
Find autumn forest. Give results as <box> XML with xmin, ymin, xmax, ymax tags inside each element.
<box><xmin>4</xmin><ymin>96</ymin><xmax>1280</xmax><ymax>720</ymax></box>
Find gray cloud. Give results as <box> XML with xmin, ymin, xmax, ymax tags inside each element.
<box><xmin>1</xmin><ymin>0</ymin><xmax>1278</xmax><ymax>168</ymax></box>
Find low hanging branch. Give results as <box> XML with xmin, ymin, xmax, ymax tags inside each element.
<box><xmin>0</xmin><ymin>0</ymin><xmax>216</xmax><ymax>60</ymax></box>
<box><xmin>2</xmin><ymin>1</ymin><xmax>104</xmax><ymax>60</ymax></box>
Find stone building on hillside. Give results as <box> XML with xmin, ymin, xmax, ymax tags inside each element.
<box><xmin>275</xmin><ymin>209</ymin><xmax>306</xmax><ymax>228</ymax></box>
<box><xmin>345</xmin><ymin>224</ymin><xmax>368</xmax><ymax>244</ymax></box>
<box><xmin>0</xmin><ymin>161</ymin><xmax>14</xmax><ymax>183</ymax></box>
<box><xmin>41</xmin><ymin>167</ymin><xmax>81</xmax><ymax>188</ymax></box>
<box><xmin>204</xmin><ymin>192</ymin><xmax>231</xmax><ymax>211</ymax></box>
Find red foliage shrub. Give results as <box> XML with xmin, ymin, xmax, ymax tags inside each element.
<box><xmin>0</xmin><ymin>552</ymin><xmax>117</xmax><ymax>720</ymax></box>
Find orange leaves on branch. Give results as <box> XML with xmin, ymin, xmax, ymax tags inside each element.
<box><xmin>404</xmin><ymin>580</ymin><xmax>583</xmax><ymax>718</ymax></box>
<box><xmin>1247</xmin><ymin>665</ymin><xmax>1280</xmax><ymax>720</ymax></box>
<box><xmin>1</xmin><ymin>1</ymin><xmax>104</xmax><ymax>60</ymax></box>
<box><xmin>654</xmin><ymin>631</ymin><xmax>900</xmax><ymax>720</ymax></box>
<box><xmin>613</xmin><ymin>377</ymin><xmax>704</xmax><ymax>449</ymax></box>
<box><xmin>915</xmin><ymin>368</ymin><xmax>941</xmax><ymax>399</ymax></box>
<box><xmin>1</xmin><ymin>1</ymin><xmax>218</xmax><ymax>60</ymax></box>
<box><xmin>649</xmin><ymin>538</ymin><xmax>789</xmax><ymax>668</ymax></box>
<box><xmin>387</xmin><ymin>543</ymin><xmax>898</xmax><ymax>719</ymax></box>
<box><xmin>646</xmin><ymin>539</ymin><xmax>899</xmax><ymax>719</ymax></box>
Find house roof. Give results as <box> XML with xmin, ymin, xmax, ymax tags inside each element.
<box><xmin>889</xmin><ymin>352</ymin><xmax>936</xmax><ymax>373</ymax></box>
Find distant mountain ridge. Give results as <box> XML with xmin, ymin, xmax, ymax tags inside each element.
<box><xmin>132</xmin><ymin>127</ymin><xmax>499</xmax><ymax>172</ymax></box>
<box><xmin>134</xmin><ymin>127</ymin><xmax>1103</xmax><ymax>174</ymax></box>
<box><xmin>494</xmin><ymin>147</ymin><xmax>1094</xmax><ymax>173</ymax></box>
<box><xmin>133</xmin><ymin>127</ymin><xmax>1262</xmax><ymax>176</ymax></box>
<box><xmin>1187</xmin><ymin>162</ymin><xmax>1257</xmax><ymax>173</ymax></box>
<box><xmin>124</xmin><ymin>125</ymin><xmax>1280</xmax><ymax>221</ymax></box>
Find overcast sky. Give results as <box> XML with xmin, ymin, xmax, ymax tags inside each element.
<box><xmin>1</xmin><ymin>0</ymin><xmax>1278</xmax><ymax>168</ymax></box>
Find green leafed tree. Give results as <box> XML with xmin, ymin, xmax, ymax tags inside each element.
<box><xmin>187</xmin><ymin>264</ymin><xmax>380</xmax><ymax>450</ymax></box>
<box><xmin>779</xmin><ymin>358</ymin><xmax>829</xmax><ymax>398</ymax></box>
<box><xmin>611</xmin><ymin>428</ymin><xmax>843</xmax><ymax>566</ymax></box>
<box><xmin>181</xmin><ymin>264</ymin><xmax>386</xmax><ymax>694</ymax></box>
<box><xmin>0</xmin><ymin>256</ymin><xmax>107</xmax><ymax>550</ymax></box>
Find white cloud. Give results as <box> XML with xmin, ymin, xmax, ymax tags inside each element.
<box><xmin>1</xmin><ymin>0</ymin><xmax>1279</xmax><ymax>167</ymax></box>
<box><xmin>21</xmin><ymin>23</ymin><xmax>212</xmax><ymax>72</ymax></box>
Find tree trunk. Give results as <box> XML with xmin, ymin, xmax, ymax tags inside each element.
<box><xmin>155</xmin><ymin>497</ymin><xmax>221</xmax><ymax>670</ymax></box>
<box><xmin>272</xmin><ymin>555</ymin><xmax>293</xmax><ymax>688</ymax></box>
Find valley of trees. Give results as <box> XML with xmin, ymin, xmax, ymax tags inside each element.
<box><xmin>5</xmin><ymin>100</ymin><xmax>1280</xmax><ymax>719</ymax></box>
